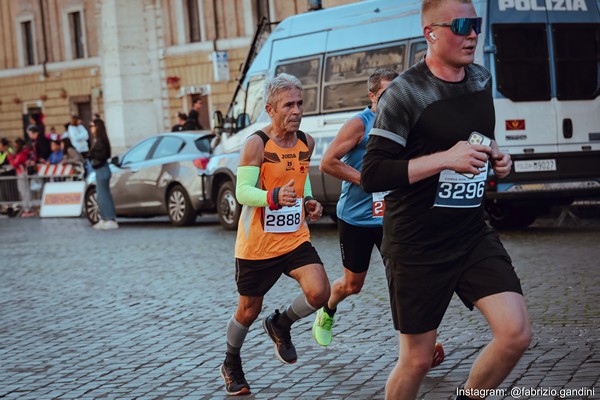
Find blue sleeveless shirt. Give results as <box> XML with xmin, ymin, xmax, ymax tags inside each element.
<box><xmin>336</xmin><ymin>107</ymin><xmax>382</xmax><ymax>227</ymax></box>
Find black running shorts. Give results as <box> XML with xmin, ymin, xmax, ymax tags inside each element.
<box><xmin>235</xmin><ymin>241</ymin><xmax>323</xmax><ymax>296</ymax></box>
<box><xmin>338</xmin><ymin>219</ymin><xmax>383</xmax><ymax>273</ymax></box>
<box><xmin>385</xmin><ymin>231</ymin><xmax>523</xmax><ymax>334</ymax></box>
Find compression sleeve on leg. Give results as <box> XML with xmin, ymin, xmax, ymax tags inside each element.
<box><xmin>226</xmin><ymin>314</ymin><xmax>249</xmax><ymax>355</ymax></box>
<box><xmin>236</xmin><ymin>166</ymin><xmax>268</xmax><ymax>207</ymax></box>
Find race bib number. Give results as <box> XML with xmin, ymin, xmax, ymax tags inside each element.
<box><xmin>434</xmin><ymin>163</ymin><xmax>488</xmax><ymax>208</ymax></box>
<box><xmin>372</xmin><ymin>191</ymin><xmax>389</xmax><ymax>217</ymax></box>
<box><xmin>264</xmin><ymin>198</ymin><xmax>303</xmax><ymax>233</ymax></box>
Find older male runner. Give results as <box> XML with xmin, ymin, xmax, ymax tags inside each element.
<box><xmin>220</xmin><ymin>73</ymin><xmax>330</xmax><ymax>396</ymax></box>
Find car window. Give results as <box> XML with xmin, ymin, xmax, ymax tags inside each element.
<box><xmin>121</xmin><ymin>138</ymin><xmax>156</xmax><ymax>165</ymax></box>
<box><xmin>194</xmin><ymin>137</ymin><xmax>212</xmax><ymax>153</ymax></box>
<box><xmin>152</xmin><ymin>136</ymin><xmax>185</xmax><ymax>159</ymax></box>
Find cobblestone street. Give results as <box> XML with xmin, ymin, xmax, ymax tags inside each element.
<box><xmin>0</xmin><ymin>215</ymin><xmax>598</xmax><ymax>399</ymax></box>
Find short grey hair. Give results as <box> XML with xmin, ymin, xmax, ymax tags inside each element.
<box><xmin>265</xmin><ymin>73</ymin><xmax>303</xmax><ymax>108</ymax></box>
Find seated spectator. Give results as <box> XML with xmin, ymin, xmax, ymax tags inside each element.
<box><xmin>60</xmin><ymin>138</ymin><xmax>85</xmax><ymax>165</ymax></box>
<box><xmin>46</xmin><ymin>126</ymin><xmax>61</xmax><ymax>141</ymax></box>
<box><xmin>46</xmin><ymin>140</ymin><xmax>64</xmax><ymax>165</ymax></box>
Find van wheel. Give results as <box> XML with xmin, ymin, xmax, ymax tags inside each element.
<box><xmin>167</xmin><ymin>185</ymin><xmax>196</xmax><ymax>226</ymax></box>
<box><xmin>84</xmin><ymin>187</ymin><xmax>99</xmax><ymax>225</ymax></box>
<box><xmin>217</xmin><ymin>181</ymin><xmax>241</xmax><ymax>230</ymax></box>
<box><xmin>485</xmin><ymin>201</ymin><xmax>537</xmax><ymax>229</ymax></box>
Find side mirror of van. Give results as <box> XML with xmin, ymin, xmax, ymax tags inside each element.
<box><xmin>236</xmin><ymin>113</ymin><xmax>250</xmax><ymax>131</ymax></box>
<box><xmin>110</xmin><ymin>156</ymin><xmax>120</xmax><ymax>166</ymax></box>
<box><xmin>212</xmin><ymin>111</ymin><xmax>224</xmax><ymax>134</ymax></box>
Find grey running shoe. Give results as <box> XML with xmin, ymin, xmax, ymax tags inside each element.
<box><xmin>263</xmin><ymin>309</ymin><xmax>297</xmax><ymax>364</ymax></box>
<box><xmin>220</xmin><ymin>353</ymin><xmax>250</xmax><ymax>396</ymax></box>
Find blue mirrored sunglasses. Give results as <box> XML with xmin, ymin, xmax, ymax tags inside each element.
<box><xmin>431</xmin><ymin>17</ymin><xmax>482</xmax><ymax>35</ymax></box>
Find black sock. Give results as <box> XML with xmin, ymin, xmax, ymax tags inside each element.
<box><xmin>276</xmin><ymin>310</ymin><xmax>294</xmax><ymax>329</ymax></box>
<box><xmin>324</xmin><ymin>303</ymin><xmax>336</xmax><ymax>317</ymax></box>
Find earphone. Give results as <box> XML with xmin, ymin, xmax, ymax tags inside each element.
<box><xmin>429</xmin><ymin>32</ymin><xmax>437</xmax><ymax>40</ymax></box>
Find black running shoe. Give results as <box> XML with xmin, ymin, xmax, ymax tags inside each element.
<box><xmin>263</xmin><ymin>309</ymin><xmax>297</xmax><ymax>364</ymax></box>
<box><xmin>220</xmin><ymin>353</ymin><xmax>250</xmax><ymax>396</ymax></box>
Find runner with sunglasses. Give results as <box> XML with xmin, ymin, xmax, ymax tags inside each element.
<box><xmin>361</xmin><ymin>1</ymin><xmax>531</xmax><ymax>399</ymax></box>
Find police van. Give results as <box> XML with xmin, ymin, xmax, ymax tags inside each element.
<box><xmin>206</xmin><ymin>0</ymin><xmax>600</xmax><ymax>230</ymax></box>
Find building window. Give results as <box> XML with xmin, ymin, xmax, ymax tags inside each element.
<box><xmin>185</xmin><ymin>0</ymin><xmax>206</xmax><ymax>43</ymax></box>
<box><xmin>63</xmin><ymin>6</ymin><xmax>88</xmax><ymax>60</ymax></box>
<box><xmin>69</xmin><ymin>11</ymin><xmax>85</xmax><ymax>59</ymax></box>
<box><xmin>21</xmin><ymin>20</ymin><xmax>36</xmax><ymax>66</ymax></box>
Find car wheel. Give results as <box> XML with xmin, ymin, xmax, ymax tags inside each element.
<box><xmin>217</xmin><ymin>181</ymin><xmax>241</xmax><ymax>230</ymax></box>
<box><xmin>167</xmin><ymin>184</ymin><xmax>196</xmax><ymax>226</ymax></box>
<box><xmin>84</xmin><ymin>186</ymin><xmax>99</xmax><ymax>225</ymax></box>
<box><xmin>485</xmin><ymin>201</ymin><xmax>537</xmax><ymax>229</ymax></box>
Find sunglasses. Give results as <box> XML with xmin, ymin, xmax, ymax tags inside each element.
<box><xmin>430</xmin><ymin>17</ymin><xmax>482</xmax><ymax>35</ymax></box>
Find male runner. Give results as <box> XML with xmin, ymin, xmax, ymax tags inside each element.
<box><xmin>312</xmin><ymin>68</ymin><xmax>444</xmax><ymax>367</ymax></box>
<box><xmin>361</xmin><ymin>1</ymin><xmax>531</xmax><ymax>399</ymax></box>
<box><xmin>220</xmin><ymin>73</ymin><xmax>330</xmax><ymax>396</ymax></box>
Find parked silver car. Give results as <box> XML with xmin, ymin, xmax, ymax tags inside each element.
<box><xmin>84</xmin><ymin>131</ymin><xmax>215</xmax><ymax>226</ymax></box>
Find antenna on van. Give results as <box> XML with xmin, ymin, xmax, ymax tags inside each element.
<box><xmin>227</xmin><ymin>16</ymin><xmax>277</xmax><ymax>116</ymax></box>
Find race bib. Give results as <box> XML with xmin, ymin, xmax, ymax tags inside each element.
<box><xmin>264</xmin><ymin>198</ymin><xmax>303</xmax><ymax>233</ymax></box>
<box><xmin>372</xmin><ymin>191</ymin><xmax>389</xmax><ymax>217</ymax></box>
<box><xmin>433</xmin><ymin>163</ymin><xmax>488</xmax><ymax>208</ymax></box>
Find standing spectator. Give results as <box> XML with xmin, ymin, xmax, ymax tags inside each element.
<box><xmin>182</xmin><ymin>98</ymin><xmax>204</xmax><ymax>130</ymax></box>
<box><xmin>27</xmin><ymin>125</ymin><xmax>51</xmax><ymax>163</ymax></box>
<box><xmin>361</xmin><ymin>1</ymin><xmax>531</xmax><ymax>399</ymax></box>
<box><xmin>45</xmin><ymin>140</ymin><xmax>64</xmax><ymax>165</ymax></box>
<box><xmin>64</xmin><ymin>115</ymin><xmax>89</xmax><ymax>158</ymax></box>
<box><xmin>27</xmin><ymin>114</ymin><xmax>45</xmax><ymax>140</ymax></box>
<box><xmin>60</xmin><ymin>138</ymin><xmax>85</xmax><ymax>166</ymax></box>
<box><xmin>0</xmin><ymin>138</ymin><xmax>18</xmax><ymax>206</ymax></box>
<box><xmin>171</xmin><ymin>112</ymin><xmax>187</xmax><ymax>132</ymax></box>
<box><xmin>0</xmin><ymin>138</ymin><xmax>14</xmax><ymax>167</ymax></box>
<box><xmin>88</xmin><ymin>118</ymin><xmax>118</xmax><ymax>230</ymax></box>
<box><xmin>8</xmin><ymin>139</ymin><xmax>31</xmax><ymax>175</ymax></box>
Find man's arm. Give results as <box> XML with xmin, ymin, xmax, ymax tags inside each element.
<box><xmin>320</xmin><ymin>117</ymin><xmax>364</xmax><ymax>186</ymax></box>
<box><xmin>361</xmin><ymin>136</ymin><xmax>491</xmax><ymax>193</ymax></box>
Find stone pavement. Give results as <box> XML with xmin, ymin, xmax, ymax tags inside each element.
<box><xmin>0</xmin><ymin>214</ymin><xmax>598</xmax><ymax>399</ymax></box>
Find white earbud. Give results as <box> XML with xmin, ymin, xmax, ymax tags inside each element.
<box><xmin>429</xmin><ymin>32</ymin><xmax>437</xmax><ymax>40</ymax></box>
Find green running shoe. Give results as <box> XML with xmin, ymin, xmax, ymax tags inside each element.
<box><xmin>312</xmin><ymin>307</ymin><xmax>334</xmax><ymax>346</ymax></box>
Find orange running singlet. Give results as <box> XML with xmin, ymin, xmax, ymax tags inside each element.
<box><xmin>235</xmin><ymin>131</ymin><xmax>311</xmax><ymax>260</ymax></box>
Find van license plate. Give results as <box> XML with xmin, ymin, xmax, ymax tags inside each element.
<box><xmin>514</xmin><ymin>159</ymin><xmax>557</xmax><ymax>173</ymax></box>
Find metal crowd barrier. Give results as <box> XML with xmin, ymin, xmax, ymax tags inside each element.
<box><xmin>0</xmin><ymin>162</ymin><xmax>85</xmax><ymax>217</ymax></box>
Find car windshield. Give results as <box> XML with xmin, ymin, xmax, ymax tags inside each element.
<box><xmin>195</xmin><ymin>137</ymin><xmax>212</xmax><ymax>153</ymax></box>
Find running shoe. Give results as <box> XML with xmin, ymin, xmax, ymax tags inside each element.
<box><xmin>431</xmin><ymin>342</ymin><xmax>445</xmax><ymax>368</ymax></box>
<box><xmin>263</xmin><ymin>310</ymin><xmax>297</xmax><ymax>364</ymax></box>
<box><xmin>220</xmin><ymin>353</ymin><xmax>250</xmax><ymax>396</ymax></box>
<box><xmin>312</xmin><ymin>307</ymin><xmax>334</xmax><ymax>346</ymax></box>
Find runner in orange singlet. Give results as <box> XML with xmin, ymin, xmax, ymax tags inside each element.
<box><xmin>220</xmin><ymin>73</ymin><xmax>330</xmax><ymax>396</ymax></box>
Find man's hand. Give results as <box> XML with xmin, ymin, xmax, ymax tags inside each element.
<box><xmin>444</xmin><ymin>140</ymin><xmax>490</xmax><ymax>176</ymax></box>
<box><xmin>278</xmin><ymin>179</ymin><xmax>297</xmax><ymax>207</ymax></box>
<box><xmin>491</xmin><ymin>140</ymin><xmax>512</xmax><ymax>179</ymax></box>
<box><xmin>305</xmin><ymin>198</ymin><xmax>323</xmax><ymax>221</ymax></box>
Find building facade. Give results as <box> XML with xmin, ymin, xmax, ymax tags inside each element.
<box><xmin>0</xmin><ymin>0</ymin><xmax>357</xmax><ymax>152</ymax></box>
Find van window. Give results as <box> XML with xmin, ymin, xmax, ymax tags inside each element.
<box><xmin>246</xmin><ymin>76</ymin><xmax>266</xmax><ymax>123</ymax></box>
<box><xmin>323</xmin><ymin>44</ymin><xmax>406</xmax><ymax>112</ymax></box>
<box><xmin>275</xmin><ymin>57</ymin><xmax>321</xmax><ymax>114</ymax></box>
<box><xmin>152</xmin><ymin>136</ymin><xmax>185</xmax><ymax>159</ymax></box>
<box><xmin>409</xmin><ymin>41</ymin><xmax>427</xmax><ymax>66</ymax></box>
<box><xmin>493</xmin><ymin>24</ymin><xmax>551</xmax><ymax>102</ymax></box>
<box><xmin>552</xmin><ymin>23</ymin><xmax>600</xmax><ymax>100</ymax></box>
